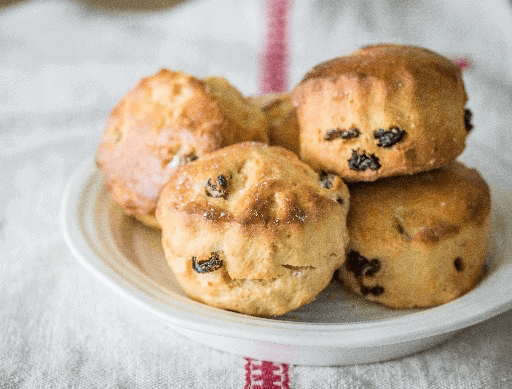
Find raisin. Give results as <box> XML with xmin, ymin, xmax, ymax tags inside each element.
<box><xmin>363</xmin><ymin>259</ymin><xmax>381</xmax><ymax>277</ymax></box>
<box><xmin>374</xmin><ymin>127</ymin><xmax>405</xmax><ymax>147</ymax></box>
<box><xmin>346</xmin><ymin>250</ymin><xmax>381</xmax><ymax>278</ymax></box>
<box><xmin>361</xmin><ymin>285</ymin><xmax>384</xmax><ymax>296</ymax></box>
<box><xmin>192</xmin><ymin>252</ymin><xmax>223</xmax><ymax>273</ymax></box>
<box><xmin>217</xmin><ymin>175</ymin><xmax>227</xmax><ymax>187</ymax></box>
<box><xmin>346</xmin><ymin>250</ymin><xmax>367</xmax><ymax>277</ymax></box>
<box><xmin>325</xmin><ymin>127</ymin><xmax>360</xmax><ymax>141</ymax></box>
<box><xmin>325</xmin><ymin>129</ymin><xmax>339</xmax><ymax>141</ymax></box>
<box><xmin>205</xmin><ymin>175</ymin><xmax>228</xmax><ymax>198</ymax></box>
<box><xmin>348</xmin><ymin>150</ymin><xmax>381</xmax><ymax>171</ymax></box>
<box><xmin>454</xmin><ymin>257</ymin><xmax>464</xmax><ymax>272</ymax></box>
<box><xmin>464</xmin><ymin>109</ymin><xmax>473</xmax><ymax>132</ymax></box>
<box><xmin>320</xmin><ymin>171</ymin><xmax>336</xmax><ymax>189</ymax></box>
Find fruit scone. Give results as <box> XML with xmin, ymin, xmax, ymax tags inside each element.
<box><xmin>156</xmin><ymin>142</ymin><xmax>351</xmax><ymax>317</ymax></box>
<box><xmin>291</xmin><ymin>44</ymin><xmax>473</xmax><ymax>181</ymax></box>
<box><xmin>96</xmin><ymin>69</ymin><xmax>269</xmax><ymax>229</ymax></box>
<box><xmin>338</xmin><ymin>161</ymin><xmax>491</xmax><ymax>309</ymax></box>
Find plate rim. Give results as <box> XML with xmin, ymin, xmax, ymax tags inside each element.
<box><xmin>60</xmin><ymin>146</ymin><xmax>512</xmax><ymax>349</ymax></box>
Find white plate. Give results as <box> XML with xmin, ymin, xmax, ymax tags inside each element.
<box><xmin>60</xmin><ymin>140</ymin><xmax>512</xmax><ymax>365</ymax></box>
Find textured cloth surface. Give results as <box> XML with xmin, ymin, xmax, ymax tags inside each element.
<box><xmin>1</xmin><ymin>0</ymin><xmax>512</xmax><ymax>388</ymax></box>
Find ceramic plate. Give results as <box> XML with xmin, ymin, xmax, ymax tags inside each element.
<box><xmin>60</xmin><ymin>140</ymin><xmax>512</xmax><ymax>365</ymax></box>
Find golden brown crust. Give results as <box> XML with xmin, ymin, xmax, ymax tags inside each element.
<box><xmin>338</xmin><ymin>161</ymin><xmax>491</xmax><ymax>309</ymax></box>
<box><xmin>291</xmin><ymin>44</ymin><xmax>469</xmax><ymax>181</ymax></box>
<box><xmin>249</xmin><ymin>92</ymin><xmax>300</xmax><ymax>155</ymax></box>
<box><xmin>156</xmin><ymin>142</ymin><xmax>350</xmax><ymax>316</ymax></box>
<box><xmin>96</xmin><ymin>69</ymin><xmax>269</xmax><ymax>228</ymax></box>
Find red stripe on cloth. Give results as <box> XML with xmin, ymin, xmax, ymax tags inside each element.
<box><xmin>452</xmin><ymin>57</ymin><xmax>472</xmax><ymax>70</ymax></box>
<box><xmin>259</xmin><ymin>0</ymin><xmax>292</xmax><ymax>94</ymax></box>
<box><xmin>244</xmin><ymin>358</ymin><xmax>290</xmax><ymax>389</ymax></box>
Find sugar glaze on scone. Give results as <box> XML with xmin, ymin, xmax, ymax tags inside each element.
<box><xmin>96</xmin><ymin>69</ymin><xmax>269</xmax><ymax>228</ymax></box>
<box><xmin>291</xmin><ymin>44</ymin><xmax>472</xmax><ymax>181</ymax></box>
<box><xmin>338</xmin><ymin>161</ymin><xmax>491</xmax><ymax>309</ymax></box>
<box><xmin>156</xmin><ymin>142</ymin><xmax>350</xmax><ymax>317</ymax></box>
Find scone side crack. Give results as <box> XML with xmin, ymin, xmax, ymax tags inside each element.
<box><xmin>392</xmin><ymin>216</ymin><xmax>412</xmax><ymax>240</ymax></box>
<box><xmin>413</xmin><ymin>223</ymin><xmax>461</xmax><ymax>244</ymax></box>
<box><xmin>282</xmin><ymin>264</ymin><xmax>315</xmax><ymax>279</ymax></box>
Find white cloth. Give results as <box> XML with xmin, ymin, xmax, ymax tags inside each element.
<box><xmin>1</xmin><ymin>0</ymin><xmax>512</xmax><ymax>387</ymax></box>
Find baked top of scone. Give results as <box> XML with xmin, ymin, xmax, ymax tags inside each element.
<box><xmin>291</xmin><ymin>44</ymin><xmax>472</xmax><ymax>181</ymax></box>
<box><xmin>347</xmin><ymin>161</ymin><xmax>490</xmax><ymax>247</ymax></box>
<box><xmin>156</xmin><ymin>141</ymin><xmax>349</xmax><ymax>276</ymax></box>
<box><xmin>156</xmin><ymin>142</ymin><xmax>351</xmax><ymax>316</ymax></box>
<box><xmin>300</xmin><ymin>44</ymin><xmax>466</xmax><ymax>89</ymax></box>
<box><xmin>96</xmin><ymin>69</ymin><xmax>269</xmax><ymax>225</ymax></box>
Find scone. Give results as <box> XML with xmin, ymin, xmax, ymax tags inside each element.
<box><xmin>249</xmin><ymin>92</ymin><xmax>300</xmax><ymax>155</ymax></box>
<box><xmin>338</xmin><ymin>161</ymin><xmax>491</xmax><ymax>309</ymax></box>
<box><xmin>291</xmin><ymin>44</ymin><xmax>473</xmax><ymax>181</ymax></box>
<box><xmin>96</xmin><ymin>69</ymin><xmax>269</xmax><ymax>228</ymax></box>
<box><xmin>156</xmin><ymin>142</ymin><xmax>350</xmax><ymax>316</ymax></box>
